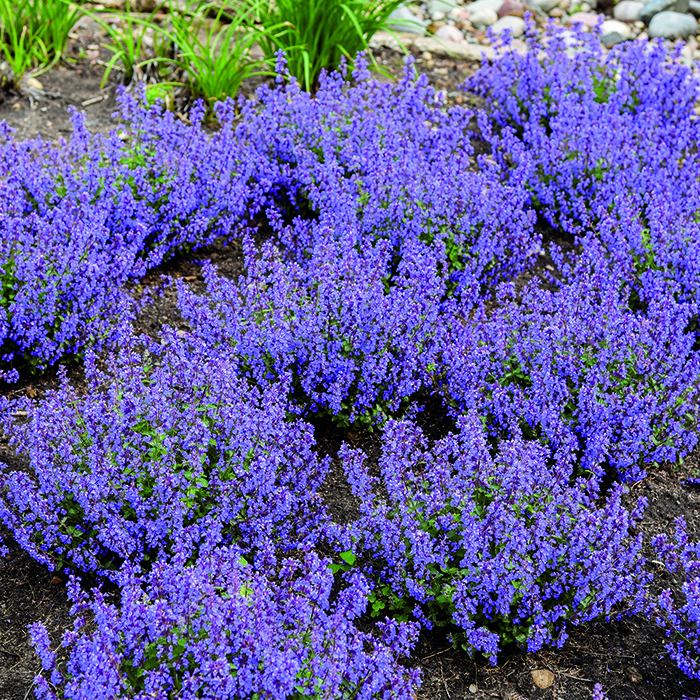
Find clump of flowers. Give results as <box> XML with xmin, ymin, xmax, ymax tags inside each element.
<box><xmin>177</xmin><ymin>232</ymin><xmax>452</xmax><ymax>429</ymax></box>
<box><xmin>650</xmin><ymin>518</ymin><xmax>700</xmax><ymax>681</ymax></box>
<box><xmin>468</xmin><ymin>22</ymin><xmax>700</xmax><ymax>312</ymax></box>
<box><xmin>440</xmin><ymin>248</ymin><xmax>700</xmax><ymax>482</ymax></box>
<box><xmin>30</xmin><ymin>546</ymin><xmax>421</xmax><ymax>699</ymax></box>
<box><xmin>236</xmin><ymin>54</ymin><xmax>538</xmax><ymax>287</ymax></box>
<box><xmin>331</xmin><ymin>413</ymin><xmax>648</xmax><ymax>663</ymax></box>
<box><xmin>0</xmin><ymin>328</ymin><xmax>329</xmax><ymax>576</ymax></box>
<box><xmin>0</xmin><ymin>93</ymin><xmax>263</xmax><ymax>368</ymax></box>
<box><xmin>591</xmin><ymin>683</ymin><xmax>609</xmax><ymax>700</ymax></box>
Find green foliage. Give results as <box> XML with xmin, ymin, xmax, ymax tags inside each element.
<box><xmin>250</xmin><ymin>0</ymin><xmax>405</xmax><ymax>91</ymax></box>
<box><xmin>85</xmin><ymin>0</ymin><xmax>279</xmax><ymax>111</ymax></box>
<box><xmin>166</xmin><ymin>0</ymin><xmax>273</xmax><ymax>109</ymax></box>
<box><xmin>83</xmin><ymin>2</ymin><xmax>173</xmax><ymax>88</ymax></box>
<box><xmin>0</xmin><ymin>0</ymin><xmax>83</xmax><ymax>82</ymax></box>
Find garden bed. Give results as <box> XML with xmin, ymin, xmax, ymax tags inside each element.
<box><xmin>1</xmin><ymin>14</ymin><xmax>700</xmax><ymax>700</ymax></box>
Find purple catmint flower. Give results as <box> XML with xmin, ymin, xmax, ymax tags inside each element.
<box><xmin>649</xmin><ymin>518</ymin><xmax>700</xmax><ymax>681</ymax></box>
<box><xmin>31</xmin><ymin>547</ymin><xmax>421</xmax><ymax>699</ymax></box>
<box><xmin>331</xmin><ymin>412</ymin><xmax>649</xmax><ymax>663</ymax></box>
<box><xmin>0</xmin><ymin>327</ymin><xmax>330</xmax><ymax>577</ymax></box>
<box><xmin>591</xmin><ymin>683</ymin><xmax>609</xmax><ymax>700</ymax></box>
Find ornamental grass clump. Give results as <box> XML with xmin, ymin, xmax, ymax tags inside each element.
<box><xmin>0</xmin><ymin>329</ymin><xmax>329</xmax><ymax>577</ymax></box>
<box><xmin>649</xmin><ymin>518</ymin><xmax>700</xmax><ymax>681</ymax></box>
<box><xmin>0</xmin><ymin>0</ymin><xmax>83</xmax><ymax>83</ymax></box>
<box><xmin>440</xmin><ymin>249</ymin><xmax>700</xmax><ymax>482</ymax></box>
<box><xmin>84</xmin><ymin>2</ymin><xmax>175</xmax><ymax>89</ymax></box>
<box><xmin>251</xmin><ymin>0</ymin><xmax>405</xmax><ymax>91</ymax></box>
<box><xmin>30</xmin><ymin>547</ymin><xmax>421</xmax><ymax>699</ymax></box>
<box><xmin>330</xmin><ymin>414</ymin><xmax>648</xmax><ymax>663</ymax></box>
<box><xmin>166</xmin><ymin>0</ymin><xmax>275</xmax><ymax>107</ymax></box>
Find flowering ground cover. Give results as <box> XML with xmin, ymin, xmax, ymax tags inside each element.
<box><xmin>1</xmin><ymin>17</ymin><xmax>700</xmax><ymax>700</ymax></box>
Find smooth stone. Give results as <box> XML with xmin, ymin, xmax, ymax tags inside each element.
<box><xmin>428</xmin><ymin>0</ymin><xmax>457</xmax><ymax>14</ymax></box>
<box><xmin>470</xmin><ymin>6</ymin><xmax>500</xmax><ymax>23</ymax></box>
<box><xmin>567</xmin><ymin>10</ymin><xmax>603</xmax><ymax>26</ymax></box>
<box><xmin>528</xmin><ymin>0</ymin><xmax>560</xmax><ymax>11</ymax></box>
<box><xmin>498</xmin><ymin>0</ymin><xmax>526</xmax><ymax>15</ymax></box>
<box><xmin>25</xmin><ymin>77</ymin><xmax>43</xmax><ymax>90</ymax></box>
<box><xmin>648</xmin><ymin>9</ymin><xmax>698</xmax><ymax>36</ymax></box>
<box><xmin>412</xmin><ymin>34</ymin><xmax>499</xmax><ymax>56</ymax></box>
<box><xmin>640</xmin><ymin>0</ymin><xmax>689</xmax><ymax>24</ymax></box>
<box><xmin>388</xmin><ymin>5</ymin><xmax>429</xmax><ymax>33</ymax></box>
<box><xmin>614</xmin><ymin>0</ymin><xmax>644</xmax><ymax>19</ymax></box>
<box><xmin>465</xmin><ymin>0</ymin><xmax>505</xmax><ymax>13</ymax></box>
<box><xmin>531</xmin><ymin>670</ymin><xmax>555</xmax><ymax>690</ymax></box>
<box><xmin>434</xmin><ymin>23</ymin><xmax>465</xmax><ymax>40</ymax></box>
<box><xmin>690</xmin><ymin>0</ymin><xmax>700</xmax><ymax>16</ymax></box>
<box><xmin>602</xmin><ymin>29</ymin><xmax>627</xmax><ymax>44</ymax></box>
<box><xmin>602</xmin><ymin>18</ymin><xmax>633</xmax><ymax>35</ymax></box>
<box><xmin>491</xmin><ymin>14</ymin><xmax>526</xmax><ymax>34</ymax></box>
<box><xmin>550</xmin><ymin>6</ymin><xmax>564</xmax><ymax>14</ymax></box>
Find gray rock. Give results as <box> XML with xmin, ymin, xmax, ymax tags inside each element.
<box><xmin>648</xmin><ymin>9</ymin><xmax>697</xmax><ymax>36</ymax></box>
<box><xmin>491</xmin><ymin>14</ymin><xmax>526</xmax><ymax>34</ymax></box>
<box><xmin>601</xmin><ymin>18</ymin><xmax>632</xmax><ymax>35</ymax></box>
<box><xmin>470</xmin><ymin>7</ymin><xmax>500</xmax><ymax>24</ymax></box>
<box><xmin>567</xmin><ymin>11</ymin><xmax>602</xmax><ymax>27</ymax></box>
<box><xmin>601</xmin><ymin>29</ymin><xmax>627</xmax><ymax>45</ymax></box>
<box><xmin>464</xmin><ymin>0</ymin><xmax>505</xmax><ymax>13</ymax></box>
<box><xmin>434</xmin><ymin>23</ymin><xmax>465</xmax><ymax>41</ymax></box>
<box><xmin>613</xmin><ymin>0</ymin><xmax>644</xmax><ymax>19</ymax></box>
<box><xmin>689</xmin><ymin>0</ymin><xmax>700</xmax><ymax>16</ymax></box>
<box><xmin>640</xmin><ymin>0</ymin><xmax>689</xmax><ymax>24</ymax></box>
<box><xmin>527</xmin><ymin>0</ymin><xmax>560</xmax><ymax>11</ymax></box>
<box><xmin>428</xmin><ymin>0</ymin><xmax>457</xmax><ymax>14</ymax></box>
<box><xmin>388</xmin><ymin>5</ymin><xmax>428</xmax><ymax>34</ymax></box>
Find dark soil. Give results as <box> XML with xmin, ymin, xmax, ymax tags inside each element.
<box><xmin>0</xmin><ymin>24</ymin><xmax>699</xmax><ymax>700</ymax></box>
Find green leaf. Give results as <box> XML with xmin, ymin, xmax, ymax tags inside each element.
<box><xmin>340</xmin><ymin>550</ymin><xmax>356</xmax><ymax>566</ymax></box>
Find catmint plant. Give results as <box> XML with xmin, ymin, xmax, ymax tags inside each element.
<box><xmin>650</xmin><ymin>518</ymin><xmax>700</xmax><ymax>681</ymax></box>
<box><xmin>468</xmin><ymin>21</ymin><xmax>700</xmax><ymax>312</ymax></box>
<box><xmin>232</xmin><ymin>55</ymin><xmax>538</xmax><ymax>286</ymax></box>
<box><xmin>177</xmin><ymin>232</ymin><xmax>451</xmax><ymax>428</ymax></box>
<box><xmin>440</xmin><ymin>248</ymin><xmax>700</xmax><ymax>482</ymax></box>
<box><xmin>31</xmin><ymin>546</ymin><xmax>421</xmax><ymax>699</ymax></box>
<box><xmin>331</xmin><ymin>413</ymin><xmax>648</xmax><ymax>663</ymax></box>
<box><xmin>0</xmin><ymin>327</ymin><xmax>329</xmax><ymax>576</ymax></box>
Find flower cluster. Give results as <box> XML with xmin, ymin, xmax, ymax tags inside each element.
<box><xmin>231</xmin><ymin>55</ymin><xmax>539</xmax><ymax>284</ymax></box>
<box><xmin>0</xmin><ymin>328</ymin><xmax>329</xmax><ymax>576</ymax></box>
<box><xmin>650</xmin><ymin>518</ymin><xmax>700</xmax><ymax>681</ymax></box>
<box><xmin>330</xmin><ymin>413</ymin><xmax>647</xmax><ymax>663</ymax></box>
<box><xmin>177</xmin><ymin>234</ymin><xmax>449</xmax><ymax>428</ymax></box>
<box><xmin>0</xmin><ymin>92</ymin><xmax>267</xmax><ymax>367</ymax></box>
<box><xmin>468</xmin><ymin>23</ymin><xmax>700</xmax><ymax>308</ymax></box>
<box><xmin>440</xmin><ymin>247</ymin><xmax>700</xmax><ymax>482</ymax></box>
<box><xmin>30</xmin><ymin>547</ymin><xmax>420</xmax><ymax>699</ymax></box>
